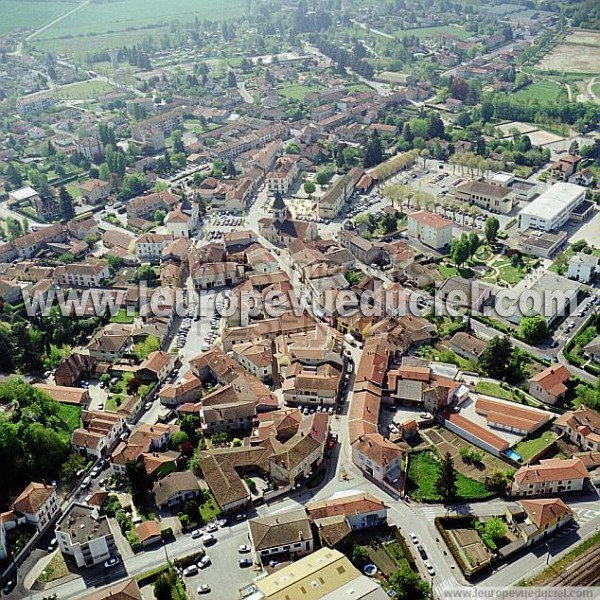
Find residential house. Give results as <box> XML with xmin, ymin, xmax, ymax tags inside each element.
<box><xmin>351</xmin><ymin>434</ymin><xmax>403</xmax><ymax>485</ymax></box>
<box><xmin>153</xmin><ymin>470</ymin><xmax>201</xmax><ymax>509</ymax></box>
<box><xmin>282</xmin><ymin>362</ymin><xmax>342</xmax><ymax>406</ymax></box>
<box><xmin>71</xmin><ymin>410</ymin><xmax>127</xmax><ymax>458</ymax></box>
<box><xmin>528</xmin><ymin>365</ymin><xmax>571</xmax><ymax>405</ymax></box>
<box><xmin>583</xmin><ymin>336</ymin><xmax>600</xmax><ymax>363</ymax></box>
<box><xmin>11</xmin><ymin>482</ymin><xmax>59</xmax><ymax>531</ymax></box>
<box><xmin>135</xmin><ymin>233</ymin><xmax>174</xmax><ymax>263</ymax></box>
<box><xmin>449</xmin><ymin>332</ymin><xmax>487</xmax><ymax>363</ymax></box>
<box><xmin>54</xmin><ymin>353</ymin><xmax>97</xmax><ymax>387</ymax></box>
<box><xmin>79</xmin><ymin>179</ymin><xmax>111</xmax><ymax>205</ymax></box>
<box><xmin>511</xmin><ymin>457</ymin><xmax>591</xmax><ymax>497</ymax></box>
<box><xmin>34</xmin><ymin>383</ymin><xmax>90</xmax><ymax>407</ymax></box>
<box><xmin>159</xmin><ymin>371</ymin><xmax>203</xmax><ymax>406</ymax></box>
<box><xmin>127</xmin><ymin>191</ymin><xmax>179</xmax><ymax>220</ymax></box>
<box><xmin>248</xmin><ymin>508</ymin><xmax>313</xmax><ymax>562</ymax></box>
<box><xmin>554</xmin><ymin>405</ymin><xmax>600</xmax><ymax>452</ymax></box>
<box><xmin>266</xmin><ymin>157</ymin><xmax>299</xmax><ymax>194</ymax></box>
<box><xmin>567</xmin><ymin>253</ymin><xmax>598</xmax><ymax>283</ymax></box>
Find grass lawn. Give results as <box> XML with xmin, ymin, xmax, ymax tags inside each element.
<box><xmin>346</xmin><ymin>83</ymin><xmax>373</xmax><ymax>94</ymax></box>
<box><xmin>438</xmin><ymin>263</ymin><xmax>474</xmax><ymax>279</ymax></box>
<box><xmin>396</xmin><ymin>24</ymin><xmax>472</xmax><ymax>41</ymax></box>
<box><xmin>36</xmin><ymin>550</ymin><xmax>71</xmax><ymax>584</ymax></box>
<box><xmin>56</xmin><ymin>404</ymin><xmax>82</xmax><ymax>437</ymax></box>
<box><xmin>385</xmin><ymin>541</ymin><xmax>412</xmax><ymax>571</ymax></box>
<box><xmin>513</xmin><ymin>427</ymin><xmax>557</xmax><ymax>462</ymax></box>
<box><xmin>593</xmin><ymin>82</ymin><xmax>600</xmax><ymax>98</ymax></box>
<box><xmin>110</xmin><ymin>308</ymin><xmax>137</xmax><ymax>324</ymax></box>
<box><xmin>407</xmin><ymin>451</ymin><xmax>493</xmax><ymax>502</ymax></box>
<box><xmin>475</xmin><ymin>381</ymin><xmax>515</xmax><ymax>401</ymax></box>
<box><xmin>199</xmin><ymin>492</ymin><xmax>222</xmax><ymax>522</ymax></box>
<box><xmin>277</xmin><ymin>83</ymin><xmax>324</xmax><ymax>100</ymax></box>
<box><xmin>513</xmin><ymin>80</ymin><xmax>565</xmax><ymax>103</ymax></box>
<box><xmin>57</xmin><ymin>80</ymin><xmax>115</xmax><ymax>100</ymax></box>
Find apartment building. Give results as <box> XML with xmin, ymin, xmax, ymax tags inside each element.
<box><xmin>135</xmin><ymin>233</ymin><xmax>174</xmax><ymax>262</ymax></box>
<box><xmin>54</xmin><ymin>261</ymin><xmax>110</xmax><ymax>287</ymax></box>
<box><xmin>567</xmin><ymin>253</ymin><xmax>598</xmax><ymax>283</ymax></box>
<box><xmin>55</xmin><ymin>503</ymin><xmax>117</xmax><ymax>568</ymax></box>
<box><xmin>127</xmin><ymin>191</ymin><xmax>179</xmax><ymax>220</ymax></box>
<box><xmin>407</xmin><ymin>210</ymin><xmax>453</xmax><ymax>250</ymax></box>
<box><xmin>282</xmin><ymin>362</ymin><xmax>342</xmax><ymax>406</ymax></box>
<box><xmin>131</xmin><ymin>110</ymin><xmax>183</xmax><ymax>142</ymax></box>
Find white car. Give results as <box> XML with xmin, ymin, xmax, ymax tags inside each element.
<box><xmin>197</xmin><ymin>555</ymin><xmax>211</xmax><ymax>568</ymax></box>
<box><xmin>410</xmin><ymin>532</ymin><xmax>418</xmax><ymax>544</ymax></box>
<box><xmin>202</xmin><ymin>533</ymin><xmax>216</xmax><ymax>545</ymax></box>
<box><xmin>205</xmin><ymin>523</ymin><xmax>218</xmax><ymax>533</ymax></box>
<box><xmin>191</xmin><ymin>529</ymin><xmax>203</xmax><ymax>539</ymax></box>
<box><xmin>238</xmin><ymin>544</ymin><xmax>251</xmax><ymax>553</ymax></box>
<box><xmin>425</xmin><ymin>561</ymin><xmax>435</xmax><ymax>576</ymax></box>
<box><xmin>182</xmin><ymin>565</ymin><xmax>198</xmax><ymax>577</ymax></box>
<box><xmin>197</xmin><ymin>584</ymin><xmax>211</xmax><ymax>594</ymax></box>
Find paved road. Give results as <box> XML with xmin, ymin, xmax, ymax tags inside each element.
<box><xmin>25</xmin><ymin>0</ymin><xmax>90</xmax><ymax>41</ymax></box>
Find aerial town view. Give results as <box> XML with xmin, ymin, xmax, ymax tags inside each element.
<box><xmin>0</xmin><ymin>0</ymin><xmax>599</xmax><ymax>599</ymax></box>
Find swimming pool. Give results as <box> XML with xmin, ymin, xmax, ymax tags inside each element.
<box><xmin>505</xmin><ymin>449</ymin><xmax>522</xmax><ymax>462</ymax></box>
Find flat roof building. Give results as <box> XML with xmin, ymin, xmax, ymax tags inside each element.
<box><xmin>518</xmin><ymin>182</ymin><xmax>586</xmax><ymax>232</ymax></box>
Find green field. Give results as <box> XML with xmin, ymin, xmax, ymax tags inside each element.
<box><xmin>35</xmin><ymin>0</ymin><xmax>246</xmax><ymax>40</ymax></box>
<box><xmin>513</xmin><ymin>427</ymin><xmax>557</xmax><ymax>462</ymax></box>
<box><xmin>0</xmin><ymin>1</ymin><xmax>74</xmax><ymax>36</ymax></box>
<box><xmin>513</xmin><ymin>80</ymin><xmax>565</xmax><ymax>102</ymax></box>
<box><xmin>56</xmin><ymin>404</ymin><xmax>82</xmax><ymax>439</ymax></box>
<box><xmin>396</xmin><ymin>25</ymin><xmax>472</xmax><ymax>41</ymax></box>
<box><xmin>593</xmin><ymin>82</ymin><xmax>600</xmax><ymax>98</ymax></box>
<box><xmin>57</xmin><ymin>80</ymin><xmax>115</xmax><ymax>100</ymax></box>
<box><xmin>406</xmin><ymin>451</ymin><xmax>493</xmax><ymax>502</ymax></box>
<box><xmin>475</xmin><ymin>381</ymin><xmax>515</xmax><ymax>401</ymax></box>
<box><xmin>278</xmin><ymin>83</ymin><xmax>324</xmax><ymax>100</ymax></box>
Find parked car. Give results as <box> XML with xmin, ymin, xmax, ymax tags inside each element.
<box><xmin>197</xmin><ymin>584</ymin><xmax>211</xmax><ymax>594</ymax></box>
<box><xmin>410</xmin><ymin>532</ymin><xmax>418</xmax><ymax>544</ymax></box>
<box><xmin>239</xmin><ymin>558</ymin><xmax>253</xmax><ymax>568</ymax></box>
<box><xmin>191</xmin><ymin>529</ymin><xmax>202</xmax><ymax>539</ymax></box>
<box><xmin>202</xmin><ymin>533</ymin><xmax>216</xmax><ymax>545</ymax></box>
<box><xmin>198</xmin><ymin>555</ymin><xmax>211</xmax><ymax>569</ymax></box>
<box><xmin>239</xmin><ymin>544</ymin><xmax>251</xmax><ymax>553</ymax></box>
<box><xmin>425</xmin><ymin>561</ymin><xmax>435</xmax><ymax>576</ymax></box>
<box><xmin>183</xmin><ymin>565</ymin><xmax>199</xmax><ymax>577</ymax></box>
<box><xmin>417</xmin><ymin>545</ymin><xmax>427</xmax><ymax>559</ymax></box>
<box><xmin>104</xmin><ymin>557</ymin><xmax>120</xmax><ymax>569</ymax></box>
<box><xmin>205</xmin><ymin>523</ymin><xmax>218</xmax><ymax>533</ymax></box>
<box><xmin>47</xmin><ymin>537</ymin><xmax>57</xmax><ymax>552</ymax></box>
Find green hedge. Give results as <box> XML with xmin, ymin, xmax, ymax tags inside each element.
<box><xmin>173</xmin><ymin>549</ymin><xmax>205</xmax><ymax>569</ymax></box>
<box><xmin>136</xmin><ymin>564</ymin><xmax>170</xmax><ymax>587</ymax></box>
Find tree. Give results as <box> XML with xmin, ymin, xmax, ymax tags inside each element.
<box><xmin>568</xmin><ymin>140</ymin><xmax>579</xmax><ymax>156</ymax></box>
<box><xmin>363</xmin><ymin>130</ymin><xmax>383</xmax><ymax>168</ymax></box>
<box><xmin>419</xmin><ymin>148</ymin><xmax>430</xmax><ymax>168</ymax></box>
<box><xmin>171</xmin><ymin>430</ymin><xmax>189</xmax><ymax>450</ymax></box>
<box><xmin>153</xmin><ymin>572</ymin><xmax>173</xmax><ymax>600</ymax></box>
<box><xmin>133</xmin><ymin>335</ymin><xmax>160</xmax><ymax>360</ymax></box>
<box><xmin>484</xmin><ymin>517</ymin><xmax>507</xmax><ymax>541</ymax></box>
<box><xmin>59</xmin><ymin>453</ymin><xmax>86</xmax><ymax>480</ymax></box>
<box><xmin>435</xmin><ymin>452</ymin><xmax>458</xmax><ymax>502</ymax></box>
<box><xmin>485</xmin><ymin>468</ymin><xmax>510</xmax><ymax>493</ymax></box>
<box><xmin>303</xmin><ymin>181</ymin><xmax>316</xmax><ymax>195</ymax></box>
<box><xmin>153</xmin><ymin>209</ymin><xmax>166</xmax><ymax>225</ymax></box>
<box><xmin>227</xmin><ymin>70</ymin><xmax>237</xmax><ymax>87</ymax></box>
<box><xmin>136</xmin><ymin>264</ymin><xmax>158</xmax><ymax>282</ymax></box>
<box><xmin>315</xmin><ymin>169</ymin><xmax>332</xmax><ymax>186</ymax></box>
<box><xmin>484</xmin><ymin>216</ymin><xmax>500</xmax><ymax>244</ymax></box>
<box><xmin>389</xmin><ymin>565</ymin><xmax>430</xmax><ymax>600</ymax></box>
<box><xmin>449</xmin><ymin>76</ymin><xmax>470</xmax><ymax>101</ymax></box>
<box><xmin>184</xmin><ymin>500</ymin><xmax>200</xmax><ymax>523</ymax></box>
<box><xmin>351</xmin><ymin>544</ymin><xmax>369</xmax><ymax>567</ymax></box>
<box><xmin>58</xmin><ymin>186</ymin><xmax>76</xmax><ymax>221</ymax></box>
<box><xmin>480</xmin><ymin>335</ymin><xmax>513</xmax><ymax>380</ymax></box>
<box><xmin>285</xmin><ymin>142</ymin><xmax>300</xmax><ymax>155</ymax></box>
<box><xmin>468</xmin><ymin>231</ymin><xmax>480</xmax><ymax>257</ymax></box>
<box><xmin>450</xmin><ymin>236</ymin><xmax>470</xmax><ymax>268</ymax></box>
<box><xmin>125</xmin><ymin>460</ymin><xmax>150</xmax><ymax>502</ymax></box>
<box><xmin>520</xmin><ymin>315</ymin><xmax>548</xmax><ymax>346</ymax></box>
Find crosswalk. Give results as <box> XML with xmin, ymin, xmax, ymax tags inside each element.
<box><xmin>574</xmin><ymin>507</ymin><xmax>600</xmax><ymax>524</ymax></box>
<box><xmin>433</xmin><ymin>576</ymin><xmax>460</xmax><ymax>599</ymax></box>
<box><xmin>421</xmin><ymin>506</ymin><xmax>437</xmax><ymax>521</ymax></box>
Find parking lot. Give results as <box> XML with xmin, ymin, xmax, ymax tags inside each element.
<box><xmin>171</xmin><ymin>523</ymin><xmax>255</xmax><ymax>600</ymax></box>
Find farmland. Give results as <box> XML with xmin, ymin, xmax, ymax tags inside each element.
<box><xmin>0</xmin><ymin>1</ymin><xmax>74</xmax><ymax>36</ymax></box>
<box><xmin>537</xmin><ymin>30</ymin><xmax>600</xmax><ymax>74</ymax></box>
<box><xmin>31</xmin><ymin>0</ymin><xmax>247</xmax><ymax>53</ymax></box>
<box><xmin>512</xmin><ymin>80</ymin><xmax>565</xmax><ymax>103</ymax></box>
